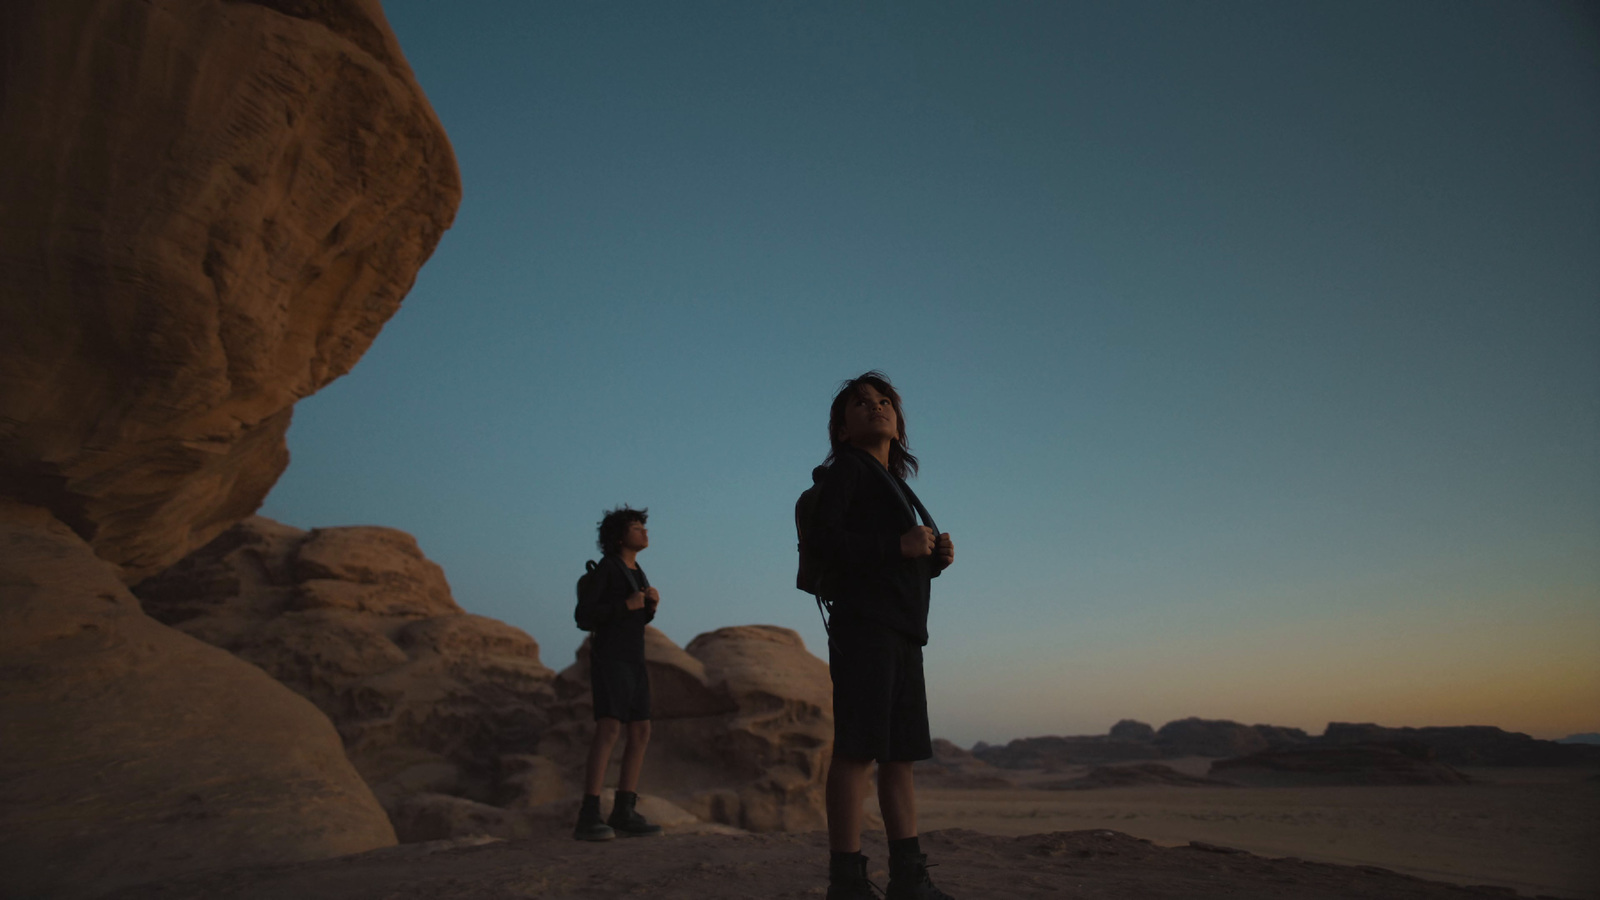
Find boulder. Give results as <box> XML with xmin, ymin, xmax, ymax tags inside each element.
<box><xmin>541</xmin><ymin>625</ymin><xmax>833</xmax><ymax>832</ymax></box>
<box><xmin>1211</xmin><ymin>741</ymin><xmax>1472</xmax><ymax>786</ymax></box>
<box><xmin>134</xmin><ymin>517</ymin><xmax>559</xmax><ymax>809</ymax></box>
<box><xmin>0</xmin><ymin>501</ymin><xmax>397</xmax><ymax>899</ymax></box>
<box><xmin>0</xmin><ymin>0</ymin><xmax>461</xmax><ymax>583</ymax></box>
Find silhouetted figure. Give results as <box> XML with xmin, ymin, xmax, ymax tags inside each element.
<box><xmin>572</xmin><ymin>505</ymin><xmax>664</xmax><ymax>841</ymax></box>
<box><xmin>807</xmin><ymin>372</ymin><xmax>957</xmax><ymax>899</ymax></box>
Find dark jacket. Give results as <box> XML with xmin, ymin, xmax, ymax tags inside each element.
<box><xmin>576</xmin><ymin>554</ymin><xmax>654</xmax><ymax>662</ymax></box>
<box><xmin>812</xmin><ymin>445</ymin><xmax>942</xmax><ymax>645</ymax></box>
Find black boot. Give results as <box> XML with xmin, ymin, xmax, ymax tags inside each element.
<box><xmin>827</xmin><ymin>851</ymin><xmax>882</xmax><ymax>899</ymax></box>
<box><xmin>607</xmin><ymin>789</ymin><xmax>664</xmax><ymax>837</ymax></box>
<box><xmin>887</xmin><ymin>851</ymin><xmax>955</xmax><ymax>900</ymax></box>
<box><xmin>572</xmin><ymin>794</ymin><xmax>615</xmax><ymax>842</ymax></box>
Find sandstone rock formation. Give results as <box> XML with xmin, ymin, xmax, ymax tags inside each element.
<box><xmin>1210</xmin><ymin>741</ymin><xmax>1472</xmax><ymax>786</ymax></box>
<box><xmin>539</xmin><ymin>625</ymin><xmax>833</xmax><ymax>832</ymax></box>
<box><xmin>0</xmin><ymin>1</ymin><xmax>460</xmax><ymax>894</ymax></box>
<box><xmin>0</xmin><ymin>0</ymin><xmax>461</xmax><ymax>583</ymax></box>
<box><xmin>0</xmin><ymin>501</ymin><xmax>397</xmax><ymax>899</ymax></box>
<box><xmin>135</xmin><ymin>517</ymin><xmax>559</xmax><ymax>808</ymax></box>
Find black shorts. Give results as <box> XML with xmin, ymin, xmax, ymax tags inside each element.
<box><xmin>591</xmin><ymin>655</ymin><xmax>651</xmax><ymax>723</ymax></box>
<box><xmin>828</xmin><ymin>619</ymin><xmax>932</xmax><ymax>763</ymax></box>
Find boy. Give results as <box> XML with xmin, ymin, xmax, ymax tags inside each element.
<box><xmin>573</xmin><ymin>505</ymin><xmax>664</xmax><ymax>841</ymax></box>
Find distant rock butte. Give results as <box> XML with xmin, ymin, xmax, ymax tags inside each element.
<box><xmin>914</xmin><ymin>739</ymin><xmax>1016</xmax><ymax>788</ymax></box>
<box><xmin>0</xmin><ymin>0</ymin><xmax>460</xmax><ymax>584</ymax></box>
<box><xmin>1321</xmin><ymin>723</ymin><xmax>1600</xmax><ymax>767</ymax></box>
<box><xmin>1042</xmin><ymin>763</ymin><xmax>1235</xmax><ymax>790</ymax></box>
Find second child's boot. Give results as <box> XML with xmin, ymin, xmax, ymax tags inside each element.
<box><xmin>572</xmin><ymin>794</ymin><xmax>614</xmax><ymax>842</ymax></box>
<box><xmin>826</xmin><ymin>852</ymin><xmax>882</xmax><ymax>899</ymax></box>
<box><xmin>886</xmin><ymin>851</ymin><xmax>955</xmax><ymax>900</ymax></box>
<box><xmin>607</xmin><ymin>789</ymin><xmax>664</xmax><ymax>837</ymax></box>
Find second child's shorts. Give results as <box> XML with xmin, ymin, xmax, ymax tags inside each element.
<box><xmin>828</xmin><ymin>618</ymin><xmax>932</xmax><ymax>762</ymax></box>
<box><xmin>591</xmin><ymin>655</ymin><xmax>651</xmax><ymax>723</ymax></box>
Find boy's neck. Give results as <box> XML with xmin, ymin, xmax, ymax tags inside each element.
<box><xmin>850</xmin><ymin>437</ymin><xmax>892</xmax><ymax>470</ymax></box>
<box><xmin>617</xmin><ymin>547</ymin><xmax>640</xmax><ymax>568</ymax></box>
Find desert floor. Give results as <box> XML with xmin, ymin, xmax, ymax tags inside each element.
<box><xmin>912</xmin><ymin>764</ymin><xmax>1600</xmax><ymax>898</ymax></box>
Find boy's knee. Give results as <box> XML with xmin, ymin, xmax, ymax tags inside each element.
<box><xmin>595</xmin><ymin>717</ymin><xmax>623</xmax><ymax>739</ymax></box>
<box><xmin>628</xmin><ymin>719</ymin><xmax>652</xmax><ymax>740</ymax></box>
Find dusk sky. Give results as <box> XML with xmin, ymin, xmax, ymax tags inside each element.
<box><xmin>260</xmin><ymin>1</ymin><xmax>1599</xmax><ymax>745</ymax></box>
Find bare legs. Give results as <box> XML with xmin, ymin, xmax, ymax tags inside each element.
<box><xmin>584</xmin><ymin>717</ymin><xmax>652</xmax><ymax>795</ymax></box>
<box><xmin>827</xmin><ymin>755</ymin><xmax>918</xmax><ymax>851</ymax></box>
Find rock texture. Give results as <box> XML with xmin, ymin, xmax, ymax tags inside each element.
<box><xmin>0</xmin><ymin>501</ymin><xmax>398</xmax><ymax>899</ymax></box>
<box><xmin>540</xmin><ymin>625</ymin><xmax>833</xmax><ymax>833</ymax></box>
<box><xmin>1211</xmin><ymin>742</ymin><xmax>1473</xmax><ymax>786</ymax></box>
<box><xmin>0</xmin><ymin>0</ymin><xmax>461</xmax><ymax>583</ymax></box>
<box><xmin>135</xmin><ymin>517</ymin><xmax>559</xmax><ymax>808</ymax></box>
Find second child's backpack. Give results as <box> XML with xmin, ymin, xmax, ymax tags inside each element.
<box><xmin>795</xmin><ymin>465</ymin><xmax>831</xmax><ymax>626</ymax></box>
<box><xmin>574</xmin><ymin>560</ymin><xmax>601</xmax><ymax>630</ymax></box>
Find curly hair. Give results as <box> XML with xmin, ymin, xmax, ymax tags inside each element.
<box><xmin>596</xmin><ymin>505</ymin><xmax>648</xmax><ymax>556</ymax></box>
<box><xmin>824</xmin><ymin>370</ymin><xmax>919</xmax><ymax>480</ymax></box>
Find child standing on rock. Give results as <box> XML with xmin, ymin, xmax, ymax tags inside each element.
<box><xmin>809</xmin><ymin>372</ymin><xmax>957</xmax><ymax>899</ymax></box>
<box><xmin>572</xmin><ymin>505</ymin><xmax>664</xmax><ymax>841</ymax></box>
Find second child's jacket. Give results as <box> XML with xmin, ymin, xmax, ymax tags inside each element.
<box><xmin>576</xmin><ymin>554</ymin><xmax>655</xmax><ymax>662</ymax></box>
<box><xmin>812</xmin><ymin>445</ymin><xmax>942</xmax><ymax>645</ymax></box>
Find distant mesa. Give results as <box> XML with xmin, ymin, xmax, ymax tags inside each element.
<box><xmin>1556</xmin><ymin>732</ymin><xmax>1600</xmax><ymax>745</ymax></box>
<box><xmin>1211</xmin><ymin>741</ymin><xmax>1472</xmax><ymax>787</ymax></box>
<box><xmin>968</xmin><ymin>717</ymin><xmax>1600</xmax><ymax>775</ymax></box>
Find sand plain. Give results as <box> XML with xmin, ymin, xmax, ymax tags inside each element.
<box><xmin>912</xmin><ymin>763</ymin><xmax>1600</xmax><ymax>898</ymax></box>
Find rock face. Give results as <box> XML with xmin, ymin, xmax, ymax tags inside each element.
<box><xmin>1109</xmin><ymin>718</ymin><xmax>1157</xmax><ymax>742</ymax></box>
<box><xmin>135</xmin><ymin>517</ymin><xmax>559</xmax><ymax>808</ymax></box>
<box><xmin>1321</xmin><ymin>723</ymin><xmax>1600</xmax><ymax>767</ymax></box>
<box><xmin>1211</xmin><ymin>742</ymin><xmax>1472</xmax><ymax>786</ymax></box>
<box><xmin>0</xmin><ymin>501</ymin><xmax>398</xmax><ymax>899</ymax></box>
<box><xmin>0</xmin><ymin>0</ymin><xmax>461</xmax><ymax>583</ymax></box>
<box><xmin>540</xmin><ymin>625</ymin><xmax>833</xmax><ymax>832</ymax></box>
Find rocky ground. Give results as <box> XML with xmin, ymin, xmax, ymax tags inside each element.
<box><xmin>102</xmin><ymin>828</ymin><xmax>1565</xmax><ymax>900</ymax></box>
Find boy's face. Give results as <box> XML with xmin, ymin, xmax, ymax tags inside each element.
<box><xmin>839</xmin><ymin>384</ymin><xmax>898</xmax><ymax>446</ymax></box>
<box><xmin>621</xmin><ymin>520</ymin><xmax>649</xmax><ymax>551</ymax></box>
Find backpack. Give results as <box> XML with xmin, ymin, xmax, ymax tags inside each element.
<box><xmin>574</xmin><ymin>559</ymin><xmax>602</xmax><ymax>631</ymax></box>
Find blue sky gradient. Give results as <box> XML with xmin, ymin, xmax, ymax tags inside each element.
<box><xmin>261</xmin><ymin>1</ymin><xmax>1599</xmax><ymax>744</ymax></box>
